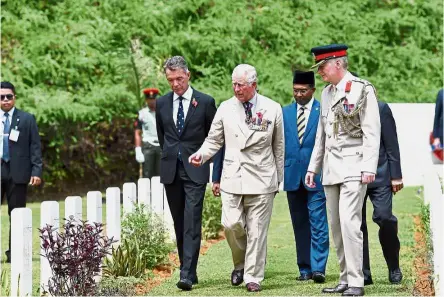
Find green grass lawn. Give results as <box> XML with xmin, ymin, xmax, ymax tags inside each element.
<box><xmin>0</xmin><ymin>187</ymin><xmax>421</xmax><ymax>296</ymax></box>
<box><xmin>148</xmin><ymin>187</ymin><xmax>421</xmax><ymax>296</ymax></box>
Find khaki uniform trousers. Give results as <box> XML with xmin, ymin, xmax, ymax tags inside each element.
<box><xmin>324</xmin><ymin>181</ymin><xmax>367</xmax><ymax>287</ymax></box>
<box><xmin>221</xmin><ymin>191</ymin><xmax>275</xmax><ymax>284</ymax></box>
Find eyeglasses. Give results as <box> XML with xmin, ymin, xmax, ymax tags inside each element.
<box><xmin>293</xmin><ymin>89</ymin><xmax>311</xmax><ymax>95</ymax></box>
<box><xmin>0</xmin><ymin>94</ymin><xmax>14</xmax><ymax>101</ymax></box>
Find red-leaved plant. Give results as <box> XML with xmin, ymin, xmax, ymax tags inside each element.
<box><xmin>39</xmin><ymin>216</ymin><xmax>116</xmax><ymax>296</ymax></box>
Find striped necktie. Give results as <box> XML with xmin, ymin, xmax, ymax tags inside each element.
<box><xmin>297</xmin><ymin>106</ymin><xmax>306</xmax><ymax>144</ymax></box>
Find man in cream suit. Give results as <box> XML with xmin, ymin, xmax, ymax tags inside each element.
<box><xmin>189</xmin><ymin>64</ymin><xmax>284</xmax><ymax>292</ymax></box>
<box><xmin>305</xmin><ymin>44</ymin><xmax>380</xmax><ymax>297</ymax></box>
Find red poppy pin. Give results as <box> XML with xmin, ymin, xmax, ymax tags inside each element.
<box><xmin>256</xmin><ymin>111</ymin><xmax>263</xmax><ymax>119</ymax></box>
<box><xmin>345</xmin><ymin>81</ymin><xmax>352</xmax><ymax>93</ymax></box>
<box><xmin>192</xmin><ymin>98</ymin><xmax>198</xmax><ymax>107</ymax></box>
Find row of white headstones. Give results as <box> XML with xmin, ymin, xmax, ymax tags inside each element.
<box><xmin>423</xmin><ymin>165</ymin><xmax>444</xmax><ymax>297</ymax></box>
<box><xmin>1</xmin><ymin>176</ymin><xmax>174</xmax><ymax>297</ymax></box>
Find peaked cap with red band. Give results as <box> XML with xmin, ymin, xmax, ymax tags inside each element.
<box><xmin>143</xmin><ymin>88</ymin><xmax>159</xmax><ymax>99</ymax></box>
<box><xmin>310</xmin><ymin>44</ymin><xmax>348</xmax><ymax>68</ymax></box>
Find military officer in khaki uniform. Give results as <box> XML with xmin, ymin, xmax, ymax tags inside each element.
<box><xmin>305</xmin><ymin>44</ymin><xmax>380</xmax><ymax>297</ymax></box>
<box><xmin>134</xmin><ymin>88</ymin><xmax>161</xmax><ymax>179</ymax></box>
<box><xmin>189</xmin><ymin>64</ymin><xmax>284</xmax><ymax>292</ymax></box>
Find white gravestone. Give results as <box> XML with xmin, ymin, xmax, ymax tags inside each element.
<box><xmin>87</xmin><ymin>191</ymin><xmax>102</xmax><ymax>224</ymax></box>
<box><xmin>163</xmin><ymin>189</ymin><xmax>176</xmax><ymax>242</ymax></box>
<box><xmin>122</xmin><ymin>182</ymin><xmax>137</xmax><ymax>214</ymax></box>
<box><xmin>65</xmin><ymin>196</ymin><xmax>82</xmax><ymax>223</ymax></box>
<box><xmin>137</xmin><ymin>178</ymin><xmax>151</xmax><ymax>209</ymax></box>
<box><xmin>40</xmin><ymin>201</ymin><xmax>60</xmax><ymax>295</ymax></box>
<box><xmin>106</xmin><ymin>187</ymin><xmax>121</xmax><ymax>245</ymax></box>
<box><xmin>11</xmin><ymin>208</ymin><xmax>32</xmax><ymax>297</ymax></box>
<box><xmin>151</xmin><ymin>177</ymin><xmax>164</xmax><ymax>215</ymax></box>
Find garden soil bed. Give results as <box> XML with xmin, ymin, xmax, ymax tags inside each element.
<box><xmin>412</xmin><ymin>215</ymin><xmax>434</xmax><ymax>296</ymax></box>
<box><xmin>135</xmin><ymin>231</ymin><xmax>226</xmax><ymax>295</ymax></box>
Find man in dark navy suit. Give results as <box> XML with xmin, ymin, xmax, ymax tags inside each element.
<box><xmin>1</xmin><ymin>81</ymin><xmax>42</xmax><ymax>263</ymax></box>
<box><xmin>360</xmin><ymin>101</ymin><xmax>404</xmax><ymax>285</ymax></box>
<box><xmin>432</xmin><ymin>89</ymin><xmax>443</xmax><ymax>148</ymax></box>
<box><xmin>282</xmin><ymin>70</ymin><xmax>329</xmax><ymax>283</ymax></box>
<box><xmin>155</xmin><ymin>56</ymin><xmax>217</xmax><ymax>291</ymax></box>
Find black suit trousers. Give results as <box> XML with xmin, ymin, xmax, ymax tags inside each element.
<box><xmin>361</xmin><ymin>185</ymin><xmax>400</xmax><ymax>276</ymax></box>
<box><xmin>1</xmin><ymin>161</ymin><xmax>28</xmax><ymax>252</ymax></box>
<box><xmin>164</xmin><ymin>160</ymin><xmax>206</xmax><ymax>281</ymax></box>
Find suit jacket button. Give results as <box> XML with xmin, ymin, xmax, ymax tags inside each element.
<box><xmin>235</xmin><ymin>134</ymin><xmax>238</xmax><ymax>137</ymax></box>
<box><xmin>328</xmin><ymin>135</ymin><xmax>331</xmax><ymax>138</ymax></box>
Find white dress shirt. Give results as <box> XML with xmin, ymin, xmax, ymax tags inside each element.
<box><xmin>173</xmin><ymin>86</ymin><xmax>193</xmax><ymax>125</ymax></box>
<box><xmin>296</xmin><ymin>97</ymin><xmax>314</xmax><ymax>124</ymax></box>
<box><xmin>1</xmin><ymin>107</ymin><xmax>15</xmax><ymax>158</ymax></box>
<box><xmin>1</xmin><ymin>107</ymin><xmax>15</xmax><ymax>133</ymax></box>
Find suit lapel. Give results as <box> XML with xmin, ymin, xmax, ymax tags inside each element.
<box><xmin>11</xmin><ymin>108</ymin><xmax>20</xmax><ymax>130</ymax></box>
<box><xmin>166</xmin><ymin>93</ymin><xmax>179</xmax><ymax>137</ymax></box>
<box><xmin>233</xmin><ymin>99</ymin><xmax>250</xmax><ymax>138</ymax></box>
<box><xmin>182</xmin><ymin>89</ymin><xmax>198</xmax><ymax>134</ymax></box>
<box><xmin>302</xmin><ymin>100</ymin><xmax>320</xmax><ymax>145</ymax></box>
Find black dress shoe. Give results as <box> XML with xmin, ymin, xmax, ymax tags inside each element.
<box><xmin>231</xmin><ymin>269</ymin><xmax>244</xmax><ymax>286</ymax></box>
<box><xmin>176</xmin><ymin>279</ymin><xmax>193</xmax><ymax>291</ymax></box>
<box><xmin>297</xmin><ymin>273</ymin><xmax>312</xmax><ymax>281</ymax></box>
<box><xmin>191</xmin><ymin>276</ymin><xmax>198</xmax><ymax>285</ymax></box>
<box><xmin>389</xmin><ymin>268</ymin><xmax>403</xmax><ymax>284</ymax></box>
<box><xmin>246</xmin><ymin>282</ymin><xmax>261</xmax><ymax>292</ymax></box>
<box><xmin>313</xmin><ymin>272</ymin><xmax>326</xmax><ymax>283</ymax></box>
<box><xmin>322</xmin><ymin>284</ymin><xmax>348</xmax><ymax>294</ymax></box>
<box><xmin>342</xmin><ymin>286</ymin><xmax>364</xmax><ymax>296</ymax></box>
<box><xmin>364</xmin><ymin>274</ymin><xmax>373</xmax><ymax>286</ymax></box>
<box><xmin>5</xmin><ymin>250</ymin><xmax>10</xmax><ymax>263</ymax></box>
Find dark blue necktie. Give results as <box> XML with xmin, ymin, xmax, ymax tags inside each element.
<box><xmin>3</xmin><ymin>112</ymin><xmax>10</xmax><ymax>162</ymax></box>
<box><xmin>243</xmin><ymin>101</ymin><xmax>252</xmax><ymax>122</ymax></box>
<box><xmin>176</xmin><ymin>97</ymin><xmax>185</xmax><ymax>160</ymax></box>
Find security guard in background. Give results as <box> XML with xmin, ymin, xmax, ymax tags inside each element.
<box><xmin>135</xmin><ymin>88</ymin><xmax>161</xmax><ymax>179</ymax></box>
<box><xmin>305</xmin><ymin>44</ymin><xmax>380</xmax><ymax>297</ymax></box>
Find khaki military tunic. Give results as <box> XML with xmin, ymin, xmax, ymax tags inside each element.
<box><xmin>307</xmin><ymin>71</ymin><xmax>380</xmax><ymax>288</ymax></box>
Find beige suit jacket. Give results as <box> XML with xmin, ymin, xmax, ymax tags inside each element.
<box><xmin>199</xmin><ymin>94</ymin><xmax>284</xmax><ymax>194</ymax></box>
<box><xmin>308</xmin><ymin>72</ymin><xmax>381</xmax><ymax>185</ymax></box>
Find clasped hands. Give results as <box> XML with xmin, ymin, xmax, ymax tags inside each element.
<box><xmin>304</xmin><ymin>171</ymin><xmax>376</xmax><ymax>188</ymax></box>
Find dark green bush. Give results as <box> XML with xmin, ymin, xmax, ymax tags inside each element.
<box><xmin>121</xmin><ymin>204</ymin><xmax>173</xmax><ymax>269</ymax></box>
<box><xmin>2</xmin><ymin>0</ymin><xmax>442</xmax><ymax>193</ymax></box>
<box><xmin>202</xmin><ymin>186</ymin><xmax>223</xmax><ymax>240</ymax></box>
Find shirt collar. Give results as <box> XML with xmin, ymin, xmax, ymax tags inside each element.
<box><xmin>297</xmin><ymin>97</ymin><xmax>314</xmax><ymax>111</ymax></box>
<box><xmin>2</xmin><ymin>107</ymin><xmax>15</xmax><ymax>117</ymax></box>
<box><xmin>241</xmin><ymin>92</ymin><xmax>258</xmax><ymax>107</ymax></box>
<box><xmin>335</xmin><ymin>71</ymin><xmax>354</xmax><ymax>92</ymax></box>
<box><xmin>173</xmin><ymin>85</ymin><xmax>193</xmax><ymax>101</ymax></box>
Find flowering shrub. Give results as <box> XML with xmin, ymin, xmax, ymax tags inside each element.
<box><xmin>39</xmin><ymin>216</ymin><xmax>115</xmax><ymax>296</ymax></box>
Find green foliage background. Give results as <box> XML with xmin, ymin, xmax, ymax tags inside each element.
<box><xmin>1</xmin><ymin>0</ymin><xmax>442</xmax><ymax>193</ymax></box>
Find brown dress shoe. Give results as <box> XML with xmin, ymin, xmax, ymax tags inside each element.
<box><xmin>246</xmin><ymin>282</ymin><xmax>261</xmax><ymax>292</ymax></box>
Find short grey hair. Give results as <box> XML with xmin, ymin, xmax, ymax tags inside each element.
<box><xmin>337</xmin><ymin>56</ymin><xmax>348</xmax><ymax>70</ymax></box>
<box><xmin>163</xmin><ymin>56</ymin><xmax>189</xmax><ymax>73</ymax></box>
<box><xmin>232</xmin><ymin>64</ymin><xmax>257</xmax><ymax>85</ymax></box>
